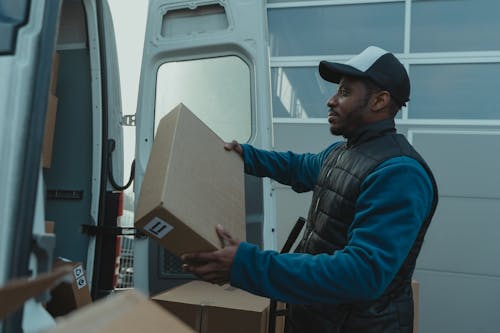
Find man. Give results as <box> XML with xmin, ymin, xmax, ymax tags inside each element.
<box><xmin>182</xmin><ymin>46</ymin><xmax>438</xmax><ymax>332</ymax></box>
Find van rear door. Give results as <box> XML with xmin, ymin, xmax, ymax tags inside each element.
<box><xmin>0</xmin><ymin>1</ymin><xmax>62</xmax><ymax>332</ymax></box>
<box><xmin>134</xmin><ymin>0</ymin><xmax>273</xmax><ymax>294</ymax></box>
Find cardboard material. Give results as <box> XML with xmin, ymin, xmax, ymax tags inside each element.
<box><xmin>135</xmin><ymin>103</ymin><xmax>246</xmax><ymax>256</ymax></box>
<box><xmin>50</xmin><ymin>52</ymin><xmax>60</xmax><ymax>94</ymax></box>
<box><xmin>42</xmin><ymin>93</ymin><xmax>58</xmax><ymax>168</ymax></box>
<box><xmin>46</xmin><ymin>259</ymin><xmax>92</xmax><ymax>317</ymax></box>
<box><xmin>0</xmin><ymin>266</ymin><xmax>72</xmax><ymax>320</ymax></box>
<box><xmin>274</xmin><ymin>301</ymin><xmax>285</xmax><ymax>333</ymax></box>
<box><xmin>153</xmin><ymin>280</ymin><xmax>269</xmax><ymax>333</ymax></box>
<box><xmin>45</xmin><ymin>221</ymin><xmax>55</xmax><ymax>234</ymax></box>
<box><xmin>45</xmin><ymin>290</ymin><xmax>196</xmax><ymax>333</ymax></box>
<box><xmin>412</xmin><ymin>279</ymin><xmax>419</xmax><ymax>333</ymax></box>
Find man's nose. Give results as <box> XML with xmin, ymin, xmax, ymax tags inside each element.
<box><xmin>327</xmin><ymin>94</ymin><xmax>338</xmax><ymax>108</ymax></box>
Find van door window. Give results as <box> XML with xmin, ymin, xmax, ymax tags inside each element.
<box><xmin>154</xmin><ymin>56</ymin><xmax>251</xmax><ymax>143</ymax></box>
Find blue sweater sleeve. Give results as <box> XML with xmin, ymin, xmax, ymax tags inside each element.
<box><xmin>230</xmin><ymin>156</ymin><xmax>434</xmax><ymax>305</ymax></box>
<box><xmin>240</xmin><ymin>143</ymin><xmax>340</xmax><ymax>193</ymax></box>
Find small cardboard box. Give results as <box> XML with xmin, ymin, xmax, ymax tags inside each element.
<box><xmin>42</xmin><ymin>93</ymin><xmax>58</xmax><ymax>168</ymax></box>
<box><xmin>153</xmin><ymin>280</ymin><xmax>270</xmax><ymax>333</ymax></box>
<box><xmin>135</xmin><ymin>103</ymin><xmax>246</xmax><ymax>256</ymax></box>
<box><xmin>45</xmin><ymin>290</ymin><xmax>196</xmax><ymax>333</ymax></box>
<box><xmin>46</xmin><ymin>259</ymin><xmax>92</xmax><ymax>317</ymax></box>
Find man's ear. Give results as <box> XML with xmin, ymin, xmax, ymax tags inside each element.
<box><xmin>371</xmin><ymin>91</ymin><xmax>391</xmax><ymax>112</ymax></box>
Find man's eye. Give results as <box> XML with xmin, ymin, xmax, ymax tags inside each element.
<box><xmin>339</xmin><ymin>88</ymin><xmax>348</xmax><ymax>96</ymax></box>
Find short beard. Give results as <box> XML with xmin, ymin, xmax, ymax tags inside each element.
<box><xmin>329</xmin><ymin>98</ymin><xmax>371</xmax><ymax>138</ymax></box>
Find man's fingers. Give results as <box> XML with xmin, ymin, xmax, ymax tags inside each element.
<box><xmin>216</xmin><ymin>224</ymin><xmax>231</xmax><ymax>247</ymax></box>
<box><xmin>216</xmin><ymin>224</ymin><xmax>238</xmax><ymax>247</ymax></box>
<box><xmin>223</xmin><ymin>141</ymin><xmax>234</xmax><ymax>151</ymax></box>
<box><xmin>223</xmin><ymin>140</ymin><xmax>243</xmax><ymax>158</ymax></box>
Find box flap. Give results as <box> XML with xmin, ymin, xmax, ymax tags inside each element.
<box><xmin>46</xmin><ymin>290</ymin><xmax>196</xmax><ymax>333</ymax></box>
<box><xmin>153</xmin><ymin>281</ymin><xmax>269</xmax><ymax>312</ymax></box>
<box><xmin>0</xmin><ymin>266</ymin><xmax>72</xmax><ymax>320</ymax></box>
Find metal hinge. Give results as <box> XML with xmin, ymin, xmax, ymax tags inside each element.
<box><xmin>121</xmin><ymin>114</ymin><xmax>136</xmax><ymax>126</ymax></box>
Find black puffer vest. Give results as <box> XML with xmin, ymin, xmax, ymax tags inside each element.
<box><xmin>286</xmin><ymin>119</ymin><xmax>438</xmax><ymax>333</ymax></box>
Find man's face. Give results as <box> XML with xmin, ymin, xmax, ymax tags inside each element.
<box><xmin>327</xmin><ymin>77</ymin><xmax>373</xmax><ymax>137</ymax></box>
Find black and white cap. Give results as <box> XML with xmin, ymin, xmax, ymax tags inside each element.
<box><xmin>319</xmin><ymin>46</ymin><xmax>410</xmax><ymax>107</ymax></box>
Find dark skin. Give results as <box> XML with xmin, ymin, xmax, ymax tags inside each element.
<box><xmin>181</xmin><ymin>76</ymin><xmax>395</xmax><ymax>285</ymax></box>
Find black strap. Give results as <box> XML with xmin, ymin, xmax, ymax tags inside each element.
<box><xmin>268</xmin><ymin>217</ymin><xmax>306</xmax><ymax>333</ymax></box>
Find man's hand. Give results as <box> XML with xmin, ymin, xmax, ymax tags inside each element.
<box><xmin>224</xmin><ymin>140</ymin><xmax>243</xmax><ymax>159</ymax></box>
<box><xmin>181</xmin><ymin>225</ymin><xmax>241</xmax><ymax>285</ymax></box>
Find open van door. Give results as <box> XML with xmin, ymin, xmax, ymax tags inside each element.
<box><xmin>1</xmin><ymin>0</ymin><xmax>127</xmax><ymax>331</ymax></box>
<box><xmin>134</xmin><ymin>0</ymin><xmax>274</xmax><ymax>294</ymax></box>
<box><xmin>0</xmin><ymin>1</ymin><xmax>62</xmax><ymax>331</ymax></box>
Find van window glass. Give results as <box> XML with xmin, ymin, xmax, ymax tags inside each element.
<box><xmin>155</xmin><ymin>56</ymin><xmax>251</xmax><ymax>143</ymax></box>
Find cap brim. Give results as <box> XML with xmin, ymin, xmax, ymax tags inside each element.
<box><xmin>319</xmin><ymin>61</ymin><xmax>367</xmax><ymax>84</ymax></box>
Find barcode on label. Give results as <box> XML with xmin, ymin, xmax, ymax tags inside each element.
<box><xmin>73</xmin><ymin>265</ymin><xmax>87</xmax><ymax>289</ymax></box>
<box><xmin>73</xmin><ymin>265</ymin><xmax>84</xmax><ymax>279</ymax></box>
<box><xmin>143</xmin><ymin>217</ymin><xmax>174</xmax><ymax>239</ymax></box>
<box><xmin>76</xmin><ymin>276</ymin><xmax>87</xmax><ymax>289</ymax></box>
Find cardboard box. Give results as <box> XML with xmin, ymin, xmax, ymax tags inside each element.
<box><xmin>412</xmin><ymin>279</ymin><xmax>419</xmax><ymax>333</ymax></box>
<box><xmin>45</xmin><ymin>290</ymin><xmax>196</xmax><ymax>333</ymax></box>
<box><xmin>50</xmin><ymin>52</ymin><xmax>60</xmax><ymax>94</ymax></box>
<box><xmin>42</xmin><ymin>93</ymin><xmax>58</xmax><ymax>168</ymax></box>
<box><xmin>45</xmin><ymin>220</ymin><xmax>55</xmax><ymax>234</ymax></box>
<box><xmin>135</xmin><ymin>103</ymin><xmax>246</xmax><ymax>256</ymax></box>
<box><xmin>0</xmin><ymin>266</ymin><xmax>72</xmax><ymax>321</ymax></box>
<box><xmin>153</xmin><ymin>280</ymin><xmax>269</xmax><ymax>333</ymax></box>
<box><xmin>274</xmin><ymin>301</ymin><xmax>286</xmax><ymax>333</ymax></box>
<box><xmin>46</xmin><ymin>259</ymin><xmax>92</xmax><ymax>317</ymax></box>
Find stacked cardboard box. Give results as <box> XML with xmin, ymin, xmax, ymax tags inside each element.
<box><xmin>135</xmin><ymin>103</ymin><xmax>246</xmax><ymax>257</ymax></box>
<box><xmin>46</xmin><ymin>258</ymin><xmax>92</xmax><ymax>317</ymax></box>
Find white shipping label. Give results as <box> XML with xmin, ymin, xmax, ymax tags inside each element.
<box><xmin>73</xmin><ymin>265</ymin><xmax>84</xmax><ymax>279</ymax></box>
<box><xmin>143</xmin><ymin>217</ymin><xmax>174</xmax><ymax>239</ymax></box>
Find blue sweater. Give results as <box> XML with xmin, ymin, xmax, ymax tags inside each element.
<box><xmin>230</xmin><ymin>142</ymin><xmax>434</xmax><ymax>305</ymax></box>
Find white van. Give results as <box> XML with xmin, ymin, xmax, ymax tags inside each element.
<box><xmin>0</xmin><ymin>0</ymin><xmax>271</xmax><ymax>331</ymax></box>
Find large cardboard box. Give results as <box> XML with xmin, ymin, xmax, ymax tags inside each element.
<box><xmin>46</xmin><ymin>259</ymin><xmax>92</xmax><ymax>317</ymax></box>
<box><xmin>153</xmin><ymin>280</ymin><xmax>270</xmax><ymax>333</ymax></box>
<box><xmin>135</xmin><ymin>104</ymin><xmax>246</xmax><ymax>256</ymax></box>
<box><xmin>45</xmin><ymin>290</ymin><xmax>196</xmax><ymax>333</ymax></box>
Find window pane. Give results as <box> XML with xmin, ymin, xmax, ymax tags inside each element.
<box><xmin>272</xmin><ymin>66</ymin><xmax>402</xmax><ymax>119</ymax></box>
<box><xmin>272</xmin><ymin>67</ymin><xmax>335</xmax><ymax>118</ymax></box>
<box><xmin>411</xmin><ymin>0</ymin><xmax>500</xmax><ymax>52</ymax></box>
<box><xmin>155</xmin><ymin>56</ymin><xmax>251</xmax><ymax>142</ymax></box>
<box><xmin>409</xmin><ymin>63</ymin><xmax>500</xmax><ymax>119</ymax></box>
<box><xmin>268</xmin><ymin>3</ymin><xmax>405</xmax><ymax>56</ymax></box>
